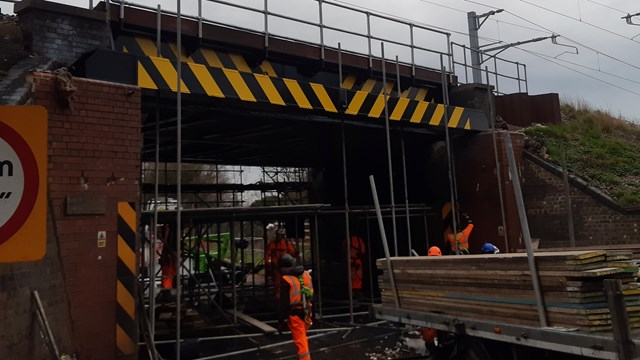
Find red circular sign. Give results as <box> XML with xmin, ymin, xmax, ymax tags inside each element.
<box><xmin>0</xmin><ymin>121</ymin><xmax>39</xmax><ymax>245</ymax></box>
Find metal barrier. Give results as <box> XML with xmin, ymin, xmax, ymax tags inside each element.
<box><xmin>11</xmin><ymin>0</ymin><xmax>531</xmax><ymax>91</ymax></box>
<box><xmin>86</xmin><ymin>0</ymin><xmax>454</xmax><ymax>75</ymax></box>
<box><xmin>451</xmin><ymin>42</ymin><xmax>528</xmax><ymax>94</ymax></box>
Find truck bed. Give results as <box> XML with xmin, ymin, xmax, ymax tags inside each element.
<box><xmin>373</xmin><ymin>305</ymin><xmax>640</xmax><ymax>359</ymax></box>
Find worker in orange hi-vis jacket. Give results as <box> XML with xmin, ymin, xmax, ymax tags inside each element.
<box><xmin>279</xmin><ymin>254</ymin><xmax>313</xmax><ymax>360</ymax></box>
<box><xmin>422</xmin><ymin>246</ymin><xmax>442</xmax><ymax>354</ymax></box>
<box><xmin>348</xmin><ymin>234</ymin><xmax>366</xmax><ymax>297</ymax></box>
<box><xmin>266</xmin><ymin>225</ymin><xmax>298</xmax><ymax>302</ymax></box>
<box><xmin>157</xmin><ymin>224</ymin><xmax>176</xmax><ymax>289</ymax></box>
<box><xmin>446</xmin><ymin>213</ymin><xmax>474</xmax><ymax>255</ymax></box>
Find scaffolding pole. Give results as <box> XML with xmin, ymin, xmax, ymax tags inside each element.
<box><xmin>485</xmin><ymin>66</ymin><xmax>509</xmax><ymax>253</ymax></box>
<box><xmin>440</xmin><ymin>56</ymin><xmax>459</xmax><ymax>254</ymax></box>
<box><xmin>380</xmin><ymin>43</ymin><xmax>398</xmax><ymax>256</ymax></box>
<box><xmin>176</xmin><ymin>0</ymin><xmax>183</xmax><ymax>358</ymax></box>
<box><xmin>338</xmin><ymin>43</ymin><xmax>354</xmax><ymax>324</ymax></box>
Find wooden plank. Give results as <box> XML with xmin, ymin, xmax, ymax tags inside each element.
<box><xmin>224</xmin><ymin>310</ymin><xmax>277</xmax><ymax>334</ymax></box>
<box><xmin>378</xmin><ymin>248</ymin><xmax>640</xmax><ymax>333</ymax></box>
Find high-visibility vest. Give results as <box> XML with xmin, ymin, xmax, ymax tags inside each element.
<box><xmin>268</xmin><ymin>238</ymin><xmax>296</xmax><ymax>265</ymax></box>
<box><xmin>283</xmin><ymin>271</ymin><xmax>314</xmax><ymax>310</ymax></box>
<box><xmin>447</xmin><ymin>223</ymin><xmax>473</xmax><ymax>253</ymax></box>
<box><xmin>350</xmin><ymin>235</ymin><xmax>365</xmax><ymax>259</ymax></box>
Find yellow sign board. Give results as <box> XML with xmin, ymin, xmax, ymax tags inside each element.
<box><xmin>0</xmin><ymin>106</ymin><xmax>48</xmax><ymax>262</ymax></box>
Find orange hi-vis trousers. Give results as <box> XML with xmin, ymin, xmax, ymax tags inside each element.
<box><xmin>161</xmin><ymin>263</ymin><xmax>176</xmax><ymax>289</ymax></box>
<box><xmin>289</xmin><ymin>315</ymin><xmax>310</xmax><ymax>360</ymax></box>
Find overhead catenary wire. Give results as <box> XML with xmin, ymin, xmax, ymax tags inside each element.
<box><xmin>525</xmin><ymin>49</ymin><xmax>640</xmax><ymax>87</ymax></box>
<box><xmin>585</xmin><ymin>0</ymin><xmax>629</xmax><ymax>15</ymax></box>
<box><xmin>519</xmin><ymin>0</ymin><xmax>640</xmax><ymax>45</ymax></box>
<box><xmin>453</xmin><ymin>0</ymin><xmax>640</xmax><ymax>74</ymax></box>
<box><xmin>517</xmin><ymin>47</ymin><xmax>640</xmax><ymax>97</ymax></box>
<box><xmin>503</xmin><ymin>10</ymin><xmax>640</xmax><ymax>73</ymax></box>
<box><xmin>494</xmin><ymin>19</ymin><xmax>549</xmax><ymax>34</ymax></box>
<box><xmin>332</xmin><ymin>0</ymin><xmax>482</xmax><ymax>39</ymax></box>
<box><xmin>322</xmin><ymin>0</ymin><xmax>639</xmax><ymax>115</ymax></box>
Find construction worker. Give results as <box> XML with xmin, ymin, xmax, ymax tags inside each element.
<box><xmin>347</xmin><ymin>234</ymin><xmax>366</xmax><ymax>297</ymax></box>
<box><xmin>446</xmin><ymin>213</ymin><xmax>473</xmax><ymax>255</ymax></box>
<box><xmin>266</xmin><ymin>225</ymin><xmax>298</xmax><ymax>302</ymax></box>
<box><xmin>158</xmin><ymin>224</ymin><xmax>177</xmax><ymax>300</ymax></box>
<box><xmin>421</xmin><ymin>246</ymin><xmax>442</xmax><ymax>354</ymax></box>
<box><xmin>279</xmin><ymin>254</ymin><xmax>313</xmax><ymax>360</ymax></box>
<box><xmin>481</xmin><ymin>243</ymin><xmax>500</xmax><ymax>254</ymax></box>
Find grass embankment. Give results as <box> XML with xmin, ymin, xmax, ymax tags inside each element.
<box><xmin>524</xmin><ymin>102</ymin><xmax>640</xmax><ymax>207</ymax></box>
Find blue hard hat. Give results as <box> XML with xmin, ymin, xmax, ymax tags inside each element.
<box><xmin>481</xmin><ymin>243</ymin><xmax>500</xmax><ymax>254</ymax></box>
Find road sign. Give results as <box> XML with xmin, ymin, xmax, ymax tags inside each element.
<box><xmin>0</xmin><ymin>106</ymin><xmax>47</xmax><ymax>262</ymax></box>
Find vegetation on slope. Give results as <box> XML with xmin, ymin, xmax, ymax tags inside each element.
<box><xmin>524</xmin><ymin>101</ymin><xmax>640</xmax><ymax>208</ymax></box>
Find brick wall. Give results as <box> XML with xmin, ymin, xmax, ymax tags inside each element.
<box><xmin>0</xmin><ymin>214</ymin><xmax>76</xmax><ymax>359</ymax></box>
<box><xmin>0</xmin><ymin>17</ymin><xmax>27</xmax><ymax>71</ymax></box>
<box><xmin>16</xmin><ymin>0</ymin><xmax>110</xmax><ymax>66</ymax></box>
<box><xmin>522</xmin><ymin>154</ymin><xmax>640</xmax><ymax>247</ymax></box>
<box><xmin>0</xmin><ymin>72</ymin><xmax>141</xmax><ymax>359</ymax></box>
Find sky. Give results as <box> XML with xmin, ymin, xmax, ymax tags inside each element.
<box><xmin>4</xmin><ymin>0</ymin><xmax>640</xmax><ymax>122</ymax></box>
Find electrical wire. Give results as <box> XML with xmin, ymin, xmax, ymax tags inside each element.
<box><xmin>335</xmin><ymin>0</ymin><xmax>640</xmax><ymax>93</ymax></box>
<box><xmin>494</xmin><ymin>19</ymin><xmax>549</xmax><ymax>34</ymax></box>
<box><xmin>585</xmin><ymin>0</ymin><xmax>628</xmax><ymax>15</ymax></box>
<box><xmin>504</xmin><ymin>10</ymin><xmax>640</xmax><ymax>72</ymax></box>
<box><xmin>332</xmin><ymin>0</ymin><xmax>545</xmax><ymax>45</ymax></box>
<box><xmin>463</xmin><ymin>0</ymin><xmax>500</xmax><ymax>10</ymax></box>
<box><xmin>416</xmin><ymin>0</ymin><xmax>467</xmax><ymax>13</ymax></box>
<box><xmin>331</xmin><ymin>0</ymin><xmax>475</xmax><ymax>38</ymax></box>
<box><xmin>524</xmin><ymin>50</ymin><xmax>640</xmax><ymax>87</ymax></box>
<box><xmin>519</xmin><ymin>0</ymin><xmax>640</xmax><ymax>45</ymax></box>
<box><xmin>516</xmin><ymin>47</ymin><xmax>640</xmax><ymax>97</ymax></box>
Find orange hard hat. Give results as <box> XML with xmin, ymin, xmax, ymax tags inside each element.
<box><xmin>428</xmin><ymin>246</ymin><xmax>442</xmax><ymax>256</ymax></box>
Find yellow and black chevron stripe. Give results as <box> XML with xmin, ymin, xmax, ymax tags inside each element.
<box><xmin>115</xmin><ymin>36</ymin><xmax>488</xmax><ymax>131</ymax></box>
<box><xmin>137</xmin><ymin>56</ymin><xmax>339</xmax><ymax>113</ymax></box>
<box><xmin>116</xmin><ymin>202</ymin><xmax>137</xmax><ymax>358</ymax></box>
<box><xmin>344</xmin><ymin>89</ymin><xmax>479</xmax><ymax>130</ymax></box>
<box><xmin>342</xmin><ymin>75</ymin><xmax>428</xmax><ymax>101</ymax></box>
<box><xmin>117</xmin><ymin>36</ymin><xmax>279</xmax><ymax>77</ymax></box>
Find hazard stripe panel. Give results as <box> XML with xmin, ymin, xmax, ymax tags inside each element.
<box><xmin>118</xmin><ymin>35</ymin><xmax>489</xmax><ymax>131</ymax></box>
<box><xmin>342</xmin><ymin>90</ymin><xmax>486</xmax><ymax>130</ymax></box>
<box><xmin>116</xmin><ymin>202</ymin><xmax>137</xmax><ymax>358</ymax></box>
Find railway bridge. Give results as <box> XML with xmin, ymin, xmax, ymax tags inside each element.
<box><xmin>0</xmin><ymin>1</ymin><xmax>599</xmax><ymax>359</ymax></box>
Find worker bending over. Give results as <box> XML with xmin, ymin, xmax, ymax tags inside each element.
<box><xmin>447</xmin><ymin>214</ymin><xmax>473</xmax><ymax>255</ymax></box>
<box><xmin>279</xmin><ymin>254</ymin><xmax>314</xmax><ymax>360</ymax></box>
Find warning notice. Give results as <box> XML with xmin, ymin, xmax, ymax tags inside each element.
<box><xmin>0</xmin><ymin>106</ymin><xmax>47</xmax><ymax>262</ymax></box>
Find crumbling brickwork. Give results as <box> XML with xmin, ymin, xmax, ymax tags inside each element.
<box><xmin>0</xmin><ymin>72</ymin><xmax>141</xmax><ymax>360</ymax></box>
<box><xmin>522</xmin><ymin>154</ymin><xmax>640</xmax><ymax>248</ymax></box>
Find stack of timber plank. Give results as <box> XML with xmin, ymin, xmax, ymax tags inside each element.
<box><xmin>377</xmin><ymin>250</ymin><xmax>640</xmax><ymax>332</ymax></box>
<box><xmin>529</xmin><ymin>244</ymin><xmax>640</xmax><ymax>261</ymax></box>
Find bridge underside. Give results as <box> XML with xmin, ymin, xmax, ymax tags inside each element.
<box><xmin>143</xmin><ymin>92</ymin><xmax>443</xmax><ymax>169</ymax></box>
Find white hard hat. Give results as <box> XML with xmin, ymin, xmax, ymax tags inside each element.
<box><xmin>266</xmin><ymin>223</ymin><xmax>275</xmax><ymax>230</ymax></box>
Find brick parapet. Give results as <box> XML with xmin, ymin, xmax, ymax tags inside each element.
<box><xmin>0</xmin><ymin>72</ymin><xmax>141</xmax><ymax>359</ymax></box>
<box><xmin>522</xmin><ymin>154</ymin><xmax>640</xmax><ymax>247</ymax></box>
<box><xmin>16</xmin><ymin>1</ymin><xmax>110</xmax><ymax>66</ymax></box>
